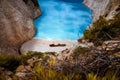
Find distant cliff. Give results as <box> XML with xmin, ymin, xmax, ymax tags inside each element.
<box><xmin>84</xmin><ymin>0</ymin><xmax>120</xmax><ymax>21</ymax></box>
<box><xmin>0</xmin><ymin>0</ymin><xmax>41</xmax><ymax>55</ymax></box>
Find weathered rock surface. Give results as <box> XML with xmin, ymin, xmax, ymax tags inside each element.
<box><xmin>84</xmin><ymin>0</ymin><xmax>120</xmax><ymax>21</ymax></box>
<box><xmin>0</xmin><ymin>0</ymin><xmax>41</xmax><ymax>55</ymax></box>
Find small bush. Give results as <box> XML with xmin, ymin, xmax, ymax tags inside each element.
<box><xmin>0</xmin><ymin>54</ymin><xmax>20</xmax><ymax>71</ymax></box>
<box><xmin>72</xmin><ymin>46</ymin><xmax>90</xmax><ymax>59</ymax></box>
<box><xmin>84</xmin><ymin>15</ymin><xmax>120</xmax><ymax>46</ymax></box>
<box><xmin>0</xmin><ymin>52</ymin><xmax>44</xmax><ymax>70</ymax></box>
<box><xmin>18</xmin><ymin>51</ymin><xmax>44</xmax><ymax>65</ymax></box>
<box><xmin>45</xmin><ymin>52</ymin><xmax>56</xmax><ymax>56</ymax></box>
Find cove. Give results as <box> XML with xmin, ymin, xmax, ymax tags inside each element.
<box><xmin>34</xmin><ymin>0</ymin><xmax>92</xmax><ymax>41</ymax></box>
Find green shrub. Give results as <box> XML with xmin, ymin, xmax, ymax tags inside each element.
<box><xmin>45</xmin><ymin>52</ymin><xmax>56</xmax><ymax>56</ymax></box>
<box><xmin>0</xmin><ymin>54</ymin><xmax>20</xmax><ymax>71</ymax></box>
<box><xmin>84</xmin><ymin>15</ymin><xmax>120</xmax><ymax>46</ymax></box>
<box><xmin>18</xmin><ymin>51</ymin><xmax>43</xmax><ymax>65</ymax></box>
<box><xmin>0</xmin><ymin>52</ymin><xmax>44</xmax><ymax>70</ymax></box>
<box><xmin>72</xmin><ymin>46</ymin><xmax>90</xmax><ymax>60</ymax></box>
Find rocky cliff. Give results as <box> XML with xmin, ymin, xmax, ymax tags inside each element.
<box><xmin>0</xmin><ymin>0</ymin><xmax>41</xmax><ymax>55</ymax></box>
<box><xmin>84</xmin><ymin>0</ymin><xmax>120</xmax><ymax>21</ymax></box>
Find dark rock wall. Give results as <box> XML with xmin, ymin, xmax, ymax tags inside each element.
<box><xmin>0</xmin><ymin>0</ymin><xmax>41</xmax><ymax>55</ymax></box>
<box><xmin>23</xmin><ymin>0</ymin><xmax>41</xmax><ymax>19</ymax></box>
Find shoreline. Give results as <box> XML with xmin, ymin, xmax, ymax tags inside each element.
<box><xmin>21</xmin><ymin>38</ymin><xmax>78</xmax><ymax>54</ymax></box>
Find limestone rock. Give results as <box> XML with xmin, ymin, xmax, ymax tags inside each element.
<box><xmin>102</xmin><ymin>40</ymin><xmax>120</xmax><ymax>51</ymax></box>
<box><xmin>15</xmin><ymin>72</ymin><xmax>26</xmax><ymax>78</ymax></box>
<box><xmin>84</xmin><ymin>0</ymin><xmax>120</xmax><ymax>21</ymax></box>
<box><xmin>16</xmin><ymin>65</ymin><xmax>26</xmax><ymax>72</ymax></box>
<box><xmin>25</xmin><ymin>66</ymin><xmax>32</xmax><ymax>71</ymax></box>
<box><xmin>0</xmin><ymin>0</ymin><xmax>41</xmax><ymax>55</ymax></box>
<box><xmin>27</xmin><ymin>56</ymin><xmax>39</xmax><ymax>67</ymax></box>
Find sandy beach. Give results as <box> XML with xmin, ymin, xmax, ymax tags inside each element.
<box><xmin>21</xmin><ymin>38</ymin><xmax>78</xmax><ymax>54</ymax></box>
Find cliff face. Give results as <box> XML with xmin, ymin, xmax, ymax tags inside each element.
<box><xmin>84</xmin><ymin>0</ymin><xmax>120</xmax><ymax>21</ymax></box>
<box><xmin>0</xmin><ymin>0</ymin><xmax>41</xmax><ymax>55</ymax></box>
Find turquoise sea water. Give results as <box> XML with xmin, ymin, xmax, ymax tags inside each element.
<box><xmin>34</xmin><ymin>0</ymin><xmax>92</xmax><ymax>40</ymax></box>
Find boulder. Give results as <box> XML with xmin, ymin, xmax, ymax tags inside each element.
<box><xmin>0</xmin><ymin>0</ymin><xmax>41</xmax><ymax>55</ymax></box>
